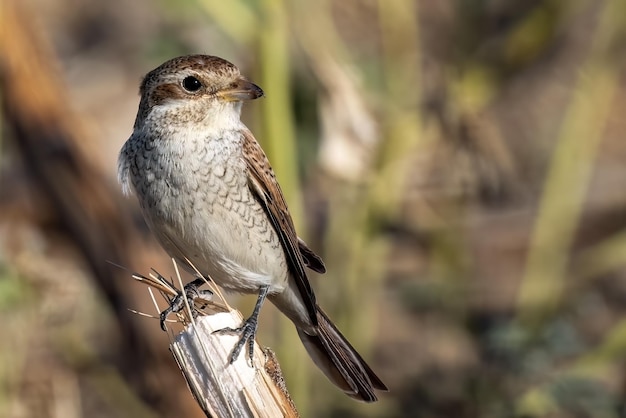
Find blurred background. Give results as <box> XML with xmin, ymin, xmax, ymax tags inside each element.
<box><xmin>2</xmin><ymin>0</ymin><xmax>626</xmax><ymax>417</ymax></box>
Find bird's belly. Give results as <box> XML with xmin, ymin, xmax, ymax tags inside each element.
<box><xmin>145</xmin><ymin>186</ymin><xmax>289</xmax><ymax>295</ymax></box>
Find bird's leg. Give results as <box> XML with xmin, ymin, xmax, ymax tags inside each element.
<box><xmin>160</xmin><ymin>276</ymin><xmax>213</xmax><ymax>331</ymax></box>
<box><xmin>214</xmin><ymin>284</ymin><xmax>269</xmax><ymax>364</ymax></box>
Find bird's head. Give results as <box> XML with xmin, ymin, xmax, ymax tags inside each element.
<box><xmin>134</xmin><ymin>55</ymin><xmax>264</xmax><ymax>129</ymax></box>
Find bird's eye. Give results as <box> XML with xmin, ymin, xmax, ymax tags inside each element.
<box><xmin>182</xmin><ymin>76</ymin><xmax>202</xmax><ymax>92</ymax></box>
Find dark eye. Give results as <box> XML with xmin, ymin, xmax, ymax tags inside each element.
<box><xmin>182</xmin><ymin>76</ymin><xmax>202</xmax><ymax>92</ymax></box>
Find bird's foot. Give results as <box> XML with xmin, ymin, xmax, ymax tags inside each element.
<box><xmin>160</xmin><ymin>277</ymin><xmax>213</xmax><ymax>331</ymax></box>
<box><xmin>213</xmin><ymin>284</ymin><xmax>270</xmax><ymax>365</ymax></box>
<box><xmin>213</xmin><ymin>314</ymin><xmax>259</xmax><ymax>364</ymax></box>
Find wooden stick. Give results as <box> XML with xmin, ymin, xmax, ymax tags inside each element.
<box><xmin>171</xmin><ymin>315</ymin><xmax>299</xmax><ymax>418</ymax></box>
<box><xmin>132</xmin><ymin>264</ymin><xmax>299</xmax><ymax>418</ymax></box>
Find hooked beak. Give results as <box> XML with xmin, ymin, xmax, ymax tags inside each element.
<box><xmin>218</xmin><ymin>78</ymin><xmax>264</xmax><ymax>101</ymax></box>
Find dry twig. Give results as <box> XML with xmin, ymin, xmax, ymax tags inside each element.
<box><xmin>130</xmin><ymin>260</ymin><xmax>299</xmax><ymax>418</ymax></box>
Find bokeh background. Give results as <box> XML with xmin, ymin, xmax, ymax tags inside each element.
<box><xmin>2</xmin><ymin>0</ymin><xmax>626</xmax><ymax>417</ymax></box>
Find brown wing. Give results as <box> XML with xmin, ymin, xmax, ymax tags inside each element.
<box><xmin>242</xmin><ymin>130</ymin><xmax>319</xmax><ymax>325</ymax></box>
<box><xmin>299</xmin><ymin>237</ymin><xmax>326</xmax><ymax>273</ymax></box>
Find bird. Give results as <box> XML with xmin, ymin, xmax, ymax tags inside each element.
<box><xmin>118</xmin><ymin>54</ymin><xmax>387</xmax><ymax>402</ymax></box>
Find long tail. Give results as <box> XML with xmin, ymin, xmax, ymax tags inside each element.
<box><xmin>297</xmin><ymin>307</ymin><xmax>388</xmax><ymax>402</ymax></box>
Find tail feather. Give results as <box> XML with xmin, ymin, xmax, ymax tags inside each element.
<box><xmin>297</xmin><ymin>307</ymin><xmax>388</xmax><ymax>402</ymax></box>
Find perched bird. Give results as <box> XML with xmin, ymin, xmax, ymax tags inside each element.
<box><xmin>118</xmin><ymin>55</ymin><xmax>387</xmax><ymax>401</ymax></box>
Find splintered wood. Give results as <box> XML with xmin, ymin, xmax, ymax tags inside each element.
<box><xmin>132</xmin><ymin>265</ymin><xmax>298</xmax><ymax>418</ymax></box>
<box><xmin>171</xmin><ymin>314</ymin><xmax>299</xmax><ymax>418</ymax></box>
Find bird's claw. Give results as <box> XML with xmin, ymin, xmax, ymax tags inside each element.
<box><xmin>159</xmin><ymin>277</ymin><xmax>212</xmax><ymax>331</ymax></box>
<box><xmin>213</xmin><ymin>315</ymin><xmax>258</xmax><ymax>364</ymax></box>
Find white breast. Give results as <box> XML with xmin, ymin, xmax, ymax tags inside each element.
<box><xmin>120</xmin><ymin>115</ymin><xmax>290</xmax><ymax>295</ymax></box>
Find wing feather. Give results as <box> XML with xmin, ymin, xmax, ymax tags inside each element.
<box><xmin>299</xmin><ymin>237</ymin><xmax>326</xmax><ymax>273</ymax></box>
<box><xmin>242</xmin><ymin>130</ymin><xmax>319</xmax><ymax>325</ymax></box>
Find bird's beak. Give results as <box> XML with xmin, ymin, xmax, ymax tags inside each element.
<box><xmin>218</xmin><ymin>79</ymin><xmax>264</xmax><ymax>102</ymax></box>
